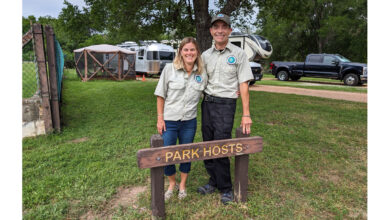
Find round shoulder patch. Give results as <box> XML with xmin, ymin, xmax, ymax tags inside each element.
<box><xmin>195</xmin><ymin>75</ymin><xmax>203</xmax><ymax>83</ymax></box>
<box><xmin>227</xmin><ymin>55</ymin><xmax>237</xmax><ymax>65</ymax></box>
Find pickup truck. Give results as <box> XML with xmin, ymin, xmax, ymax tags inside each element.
<box><xmin>270</xmin><ymin>54</ymin><xmax>367</xmax><ymax>86</ymax></box>
<box><xmin>249</xmin><ymin>62</ymin><xmax>263</xmax><ymax>85</ymax></box>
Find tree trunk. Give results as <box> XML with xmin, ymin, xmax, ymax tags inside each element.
<box><xmin>194</xmin><ymin>0</ymin><xmax>212</xmax><ymax>53</ymax></box>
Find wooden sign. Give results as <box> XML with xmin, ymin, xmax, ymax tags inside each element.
<box><xmin>137</xmin><ymin>136</ymin><xmax>262</xmax><ymax>169</ymax></box>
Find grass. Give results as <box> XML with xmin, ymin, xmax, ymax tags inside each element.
<box><xmin>23</xmin><ymin>69</ymin><xmax>367</xmax><ymax>219</ymax></box>
<box><xmin>257</xmin><ymin>73</ymin><xmax>367</xmax><ymax>93</ymax></box>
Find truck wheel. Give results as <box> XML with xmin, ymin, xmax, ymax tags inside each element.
<box><xmin>343</xmin><ymin>73</ymin><xmax>359</xmax><ymax>86</ymax></box>
<box><xmin>290</xmin><ymin>76</ymin><xmax>301</xmax><ymax>81</ymax></box>
<box><xmin>277</xmin><ymin>71</ymin><xmax>289</xmax><ymax>81</ymax></box>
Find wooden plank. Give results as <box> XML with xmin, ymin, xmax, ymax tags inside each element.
<box><xmin>234</xmin><ymin>127</ymin><xmax>250</xmax><ymax>203</ymax></box>
<box><xmin>22</xmin><ymin>29</ymin><xmax>33</xmax><ymax>48</ymax></box>
<box><xmin>150</xmin><ymin>134</ymin><xmax>165</xmax><ymax>219</ymax></box>
<box><xmin>32</xmin><ymin>23</ymin><xmax>53</xmax><ymax>133</ymax></box>
<box><xmin>137</xmin><ymin>136</ymin><xmax>263</xmax><ymax>169</ymax></box>
<box><xmin>45</xmin><ymin>25</ymin><xmax>61</xmax><ymax>132</ymax></box>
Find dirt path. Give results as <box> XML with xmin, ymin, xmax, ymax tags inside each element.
<box><xmin>250</xmin><ymin>85</ymin><xmax>367</xmax><ymax>103</ymax></box>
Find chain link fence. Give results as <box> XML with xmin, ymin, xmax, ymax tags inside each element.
<box><xmin>22</xmin><ymin>39</ymin><xmax>39</xmax><ymax>98</ymax></box>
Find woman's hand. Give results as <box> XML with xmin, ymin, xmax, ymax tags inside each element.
<box><xmin>157</xmin><ymin>117</ymin><xmax>166</xmax><ymax>135</ymax></box>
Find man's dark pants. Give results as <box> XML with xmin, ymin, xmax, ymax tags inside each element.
<box><xmin>201</xmin><ymin>95</ymin><xmax>236</xmax><ymax>193</ymax></box>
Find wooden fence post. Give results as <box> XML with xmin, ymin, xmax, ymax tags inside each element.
<box><xmin>234</xmin><ymin>127</ymin><xmax>250</xmax><ymax>202</ymax></box>
<box><xmin>150</xmin><ymin>134</ymin><xmax>165</xmax><ymax>219</ymax></box>
<box><xmin>45</xmin><ymin>25</ymin><xmax>60</xmax><ymax>132</ymax></box>
<box><xmin>32</xmin><ymin>23</ymin><xmax>53</xmax><ymax>133</ymax></box>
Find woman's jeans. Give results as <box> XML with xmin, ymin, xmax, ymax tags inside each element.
<box><xmin>162</xmin><ymin>118</ymin><xmax>197</xmax><ymax>176</ymax></box>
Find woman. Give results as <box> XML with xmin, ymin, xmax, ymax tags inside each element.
<box><xmin>154</xmin><ymin>37</ymin><xmax>207</xmax><ymax>200</ymax></box>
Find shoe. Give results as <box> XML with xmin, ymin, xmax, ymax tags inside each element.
<box><xmin>220</xmin><ymin>191</ymin><xmax>234</xmax><ymax>205</ymax></box>
<box><xmin>164</xmin><ymin>184</ymin><xmax>179</xmax><ymax>201</ymax></box>
<box><xmin>178</xmin><ymin>190</ymin><xmax>187</xmax><ymax>200</ymax></box>
<box><xmin>165</xmin><ymin>189</ymin><xmax>174</xmax><ymax>201</ymax></box>
<box><xmin>197</xmin><ymin>184</ymin><xmax>216</xmax><ymax>195</ymax></box>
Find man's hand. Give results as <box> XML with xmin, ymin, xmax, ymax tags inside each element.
<box><xmin>239</xmin><ymin>82</ymin><xmax>251</xmax><ymax>134</ymax></box>
<box><xmin>241</xmin><ymin>116</ymin><xmax>252</xmax><ymax>134</ymax></box>
<box><xmin>157</xmin><ymin>117</ymin><xmax>166</xmax><ymax>135</ymax></box>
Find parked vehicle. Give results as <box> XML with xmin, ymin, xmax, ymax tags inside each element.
<box><xmin>270</xmin><ymin>54</ymin><xmax>367</xmax><ymax>86</ymax></box>
<box><xmin>117</xmin><ymin>40</ymin><xmax>175</xmax><ymax>75</ymax></box>
<box><xmin>229</xmin><ymin>32</ymin><xmax>273</xmax><ymax>85</ymax></box>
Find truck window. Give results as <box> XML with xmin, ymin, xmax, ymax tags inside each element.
<box><xmin>323</xmin><ymin>55</ymin><xmax>335</xmax><ymax>65</ymax></box>
<box><xmin>147</xmin><ymin>51</ymin><xmax>159</xmax><ymax>60</ymax></box>
<box><xmin>307</xmin><ymin>55</ymin><xmax>322</xmax><ymax>63</ymax></box>
<box><xmin>159</xmin><ymin>51</ymin><xmax>174</xmax><ymax>61</ymax></box>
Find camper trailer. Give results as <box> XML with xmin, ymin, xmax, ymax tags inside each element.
<box><xmin>229</xmin><ymin>33</ymin><xmax>273</xmax><ymax>85</ymax></box>
<box><xmin>117</xmin><ymin>40</ymin><xmax>175</xmax><ymax>75</ymax></box>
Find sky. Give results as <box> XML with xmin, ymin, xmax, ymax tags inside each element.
<box><xmin>23</xmin><ymin>0</ymin><xmax>87</xmax><ymax>18</ymax></box>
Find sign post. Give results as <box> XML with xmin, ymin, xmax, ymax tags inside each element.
<box><xmin>138</xmin><ymin>128</ymin><xmax>263</xmax><ymax>219</ymax></box>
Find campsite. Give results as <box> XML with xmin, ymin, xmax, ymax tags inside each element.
<box><xmin>20</xmin><ymin>0</ymin><xmax>369</xmax><ymax>219</ymax></box>
<box><xmin>22</xmin><ymin>69</ymin><xmax>367</xmax><ymax>219</ymax></box>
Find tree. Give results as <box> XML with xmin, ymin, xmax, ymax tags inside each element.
<box><xmin>194</xmin><ymin>0</ymin><xmax>254</xmax><ymax>52</ymax></box>
<box><xmin>256</xmin><ymin>0</ymin><xmax>367</xmax><ymax>63</ymax></box>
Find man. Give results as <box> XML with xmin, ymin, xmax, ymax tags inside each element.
<box><xmin>197</xmin><ymin>13</ymin><xmax>253</xmax><ymax>205</ymax></box>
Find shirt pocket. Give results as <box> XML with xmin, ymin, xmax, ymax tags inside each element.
<box><xmin>167</xmin><ymin>81</ymin><xmax>185</xmax><ymax>101</ymax></box>
<box><xmin>189</xmin><ymin>82</ymin><xmax>204</xmax><ymax>104</ymax></box>
<box><xmin>220</xmin><ymin>64</ymin><xmax>237</xmax><ymax>83</ymax></box>
<box><xmin>191</xmin><ymin>82</ymin><xmax>205</xmax><ymax>91</ymax></box>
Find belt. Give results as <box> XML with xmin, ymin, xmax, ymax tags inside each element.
<box><xmin>204</xmin><ymin>93</ymin><xmax>236</xmax><ymax>104</ymax></box>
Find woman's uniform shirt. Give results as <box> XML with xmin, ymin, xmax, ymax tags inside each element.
<box><xmin>154</xmin><ymin>63</ymin><xmax>208</xmax><ymax>121</ymax></box>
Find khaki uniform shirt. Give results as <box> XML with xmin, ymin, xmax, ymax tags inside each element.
<box><xmin>154</xmin><ymin>63</ymin><xmax>208</xmax><ymax>121</ymax></box>
<box><xmin>202</xmin><ymin>42</ymin><xmax>253</xmax><ymax>99</ymax></box>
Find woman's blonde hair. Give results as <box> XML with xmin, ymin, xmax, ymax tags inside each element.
<box><xmin>173</xmin><ymin>37</ymin><xmax>204</xmax><ymax>75</ymax></box>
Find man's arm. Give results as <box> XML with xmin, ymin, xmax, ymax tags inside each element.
<box><xmin>239</xmin><ymin>82</ymin><xmax>252</xmax><ymax>134</ymax></box>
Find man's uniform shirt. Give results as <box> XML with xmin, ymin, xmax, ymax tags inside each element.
<box><xmin>201</xmin><ymin>42</ymin><xmax>253</xmax><ymax>99</ymax></box>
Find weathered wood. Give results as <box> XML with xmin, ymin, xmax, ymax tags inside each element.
<box><xmin>45</xmin><ymin>25</ymin><xmax>61</xmax><ymax>132</ymax></box>
<box><xmin>137</xmin><ymin>136</ymin><xmax>262</xmax><ymax>169</ymax></box>
<box><xmin>150</xmin><ymin>134</ymin><xmax>165</xmax><ymax>219</ymax></box>
<box><xmin>22</xmin><ymin>29</ymin><xmax>33</xmax><ymax>48</ymax></box>
<box><xmin>234</xmin><ymin>127</ymin><xmax>250</xmax><ymax>202</ymax></box>
<box><xmin>32</xmin><ymin>23</ymin><xmax>53</xmax><ymax>133</ymax></box>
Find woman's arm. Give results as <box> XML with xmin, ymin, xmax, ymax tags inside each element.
<box><xmin>156</xmin><ymin>96</ymin><xmax>166</xmax><ymax>135</ymax></box>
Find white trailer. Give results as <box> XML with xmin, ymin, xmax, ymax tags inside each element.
<box><xmin>229</xmin><ymin>32</ymin><xmax>273</xmax><ymax>85</ymax></box>
<box><xmin>117</xmin><ymin>40</ymin><xmax>175</xmax><ymax>75</ymax></box>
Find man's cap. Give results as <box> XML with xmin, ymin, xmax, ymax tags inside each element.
<box><xmin>211</xmin><ymin>13</ymin><xmax>231</xmax><ymax>26</ymax></box>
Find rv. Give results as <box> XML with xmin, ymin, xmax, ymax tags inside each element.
<box><xmin>229</xmin><ymin>33</ymin><xmax>273</xmax><ymax>85</ymax></box>
<box><xmin>117</xmin><ymin>40</ymin><xmax>175</xmax><ymax>75</ymax></box>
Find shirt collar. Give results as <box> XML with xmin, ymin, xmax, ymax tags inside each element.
<box><xmin>212</xmin><ymin>41</ymin><xmax>233</xmax><ymax>53</ymax></box>
<box><xmin>177</xmin><ymin>63</ymin><xmax>198</xmax><ymax>72</ymax></box>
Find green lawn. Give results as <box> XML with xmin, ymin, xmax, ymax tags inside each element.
<box><xmin>23</xmin><ymin>69</ymin><xmax>367</xmax><ymax>219</ymax></box>
<box><xmin>258</xmin><ymin>73</ymin><xmax>367</xmax><ymax>93</ymax></box>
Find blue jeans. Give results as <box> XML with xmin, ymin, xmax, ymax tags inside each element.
<box><xmin>162</xmin><ymin>118</ymin><xmax>197</xmax><ymax>176</ymax></box>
